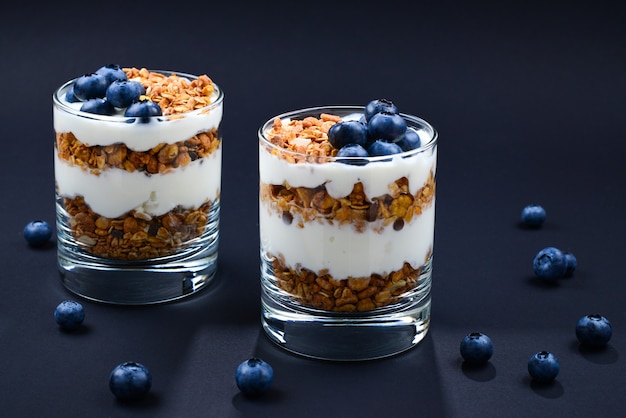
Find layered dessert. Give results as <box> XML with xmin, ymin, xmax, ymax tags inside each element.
<box><xmin>259</xmin><ymin>102</ymin><xmax>437</xmax><ymax>313</ymax></box>
<box><xmin>53</xmin><ymin>66</ymin><xmax>223</xmax><ymax>261</ymax></box>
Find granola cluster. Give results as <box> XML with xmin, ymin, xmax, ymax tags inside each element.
<box><xmin>57</xmin><ymin>67</ymin><xmax>220</xmax><ymax>260</ymax></box>
<box><xmin>261</xmin><ymin>112</ymin><xmax>435</xmax><ymax>312</ymax></box>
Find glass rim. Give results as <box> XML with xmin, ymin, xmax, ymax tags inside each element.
<box><xmin>258</xmin><ymin>105</ymin><xmax>438</xmax><ymax>163</ymax></box>
<box><xmin>52</xmin><ymin>69</ymin><xmax>224</xmax><ymax>122</ymax></box>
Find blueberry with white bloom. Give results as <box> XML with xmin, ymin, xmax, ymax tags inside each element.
<box><xmin>80</xmin><ymin>98</ymin><xmax>115</xmax><ymax>116</ymax></box>
<box><xmin>521</xmin><ymin>204</ymin><xmax>546</xmax><ymax>227</ymax></box>
<box><xmin>106</xmin><ymin>80</ymin><xmax>144</xmax><ymax>108</ymax></box>
<box><xmin>328</xmin><ymin>120</ymin><xmax>368</xmax><ymax>149</ymax></box>
<box><xmin>533</xmin><ymin>246</ymin><xmax>567</xmax><ymax>280</ymax></box>
<box><xmin>367</xmin><ymin>140</ymin><xmax>403</xmax><ymax>157</ymax></box>
<box><xmin>563</xmin><ymin>252</ymin><xmax>577</xmax><ymax>277</ymax></box>
<box><xmin>396</xmin><ymin>128</ymin><xmax>421</xmax><ymax>151</ymax></box>
<box><xmin>576</xmin><ymin>314</ymin><xmax>612</xmax><ymax>347</ymax></box>
<box><xmin>367</xmin><ymin>111</ymin><xmax>407</xmax><ymax>142</ymax></box>
<box><xmin>336</xmin><ymin>143</ymin><xmax>369</xmax><ymax>165</ymax></box>
<box><xmin>23</xmin><ymin>220</ymin><xmax>52</xmax><ymax>247</ymax></box>
<box><xmin>364</xmin><ymin>98</ymin><xmax>398</xmax><ymax>121</ymax></box>
<box><xmin>125</xmin><ymin>99</ymin><xmax>162</xmax><ymax>122</ymax></box>
<box><xmin>95</xmin><ymin>64</ymin><xmax>127</xmax><ymax>84</ymax></box>
<box><xmin>235</xmin><ymin>357</ymin><xmax>274</xmax><ymax>397</ymax></box>
<box><xmin>109</xmin><ymin>361</ymin><xmax>152</xmax><ymax>401</ymax></box>
<box><xmin>527</xmin><ymin>351</ymin><xmax>559</xmax><ymax>383</ymax></box>
<box><xmin>65</xmin><ymin>85</ymin><xmax>80</xmax><ymax>103</ymax></box>
<box><xmin>54</xmin><ymin>300</ymin><xmax>85</xmax><ymax>331</ymax></box>
<box><xmin>72</xmin><ymin>73</ymin><xmax>109</xmax><ymax>100</ymax></box>
<box><xmin>460</xmin><ymin>332</ymin><xmax>494</xmax><ymax>365</ymax></box>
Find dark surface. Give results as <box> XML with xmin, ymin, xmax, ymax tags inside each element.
<box><xmin>1</xmin><ymin>1</ymin><xmax>625</xmax><ymax>417</ymax></box>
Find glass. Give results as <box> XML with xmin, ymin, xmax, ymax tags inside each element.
<box><xmin>53</xmin><ymin>70</ymin><xmax>223</xmax><ymax>304</ymax></box>
<box><xmin>258</xmin><ymin>106</ymin><xmax>438</xmax><ymax>360</ymax></box>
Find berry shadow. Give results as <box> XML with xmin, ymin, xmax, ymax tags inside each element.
<box><xmin>525</xmin><ymin>275</ymin><xmax>561</xmax><ymax>289</ymax></box>
<box><xmin>525</xmin><ymin>377</ymin><xmax>564</xmax><ymax>399</ymax></box>
<box><xmin>232</xmin><ymin>387</ymin><xmax>286</xmax><ymax>410</ymax></box>
<box><xmin>568</xmin><ymin>340</ymin><xmax>619</xmax><ymax>365</ymax></box>
<box><xmin>461</xmin><ymin>361</ymin><xmax>496</xmax><ymax>382</ymax></box>
<box><xmin>57</xmin><ymin>324</ymin><xmax>91</xmax><ymax>336</ymax></box>
<box><xmin>113</xmin><ymin>391</ymin><xmax>161</xmax><ymax>411</ymax></box>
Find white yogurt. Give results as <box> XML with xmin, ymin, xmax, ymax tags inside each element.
<box><xmin>54</xmin><ymin>147</ymin><xmax>221</xmax><ymax>218</ymax></box>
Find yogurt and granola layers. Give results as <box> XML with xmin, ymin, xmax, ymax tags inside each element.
<box><xmin>53</xmin><ymin>67</ymin><xmax>223</xmax><ymax>260</ymax></box>
<box><xmin>259</xmin><ymin>109</ymin><xmax>437</xmax><ymax>313</ymax></box>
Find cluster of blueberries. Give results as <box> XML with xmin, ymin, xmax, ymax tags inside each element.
<box><xmin>328</xmin><ymin>99</ymin><xmax>423</xmax><ymax>163</ymax></box>
<box><xmin>64</xmin><ymin>64</ymin><xmax>162</xmax><ymax>120</ymax></box>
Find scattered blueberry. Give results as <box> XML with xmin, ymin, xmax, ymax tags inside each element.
<box><xmin>575</xmin><ymin>314</ymin><xmax>612</xmax><ymax>347</ymax></box>
<box><xmin>72</xmin><ymin>73</ymin><xmax>109</xmax><ymax>101</ymax></box>
<box><xmin>460</xmin><ymin>332</ymin><xmax>494</xmax><ymax>365</ymax></box>
<box><xmin>95</xmin><ymin>64</ymin><xmax>127</xmax><ymax>84</ymax></box>
<box><xmin>527</xmin><ymin>351</ymin><xmax>559</xmax><ymax>383</ymax></box>
<box><xmin>54</xmin><ymin>300</ymin><xmax>85</xmax><ymax>331</ymax></box>
<box><xmin>521</xmin><ymin>204</ymin><xmax>546</xmax><ymax>228</ymax></box>
<box><xmin>367</xmin><ymin>140</ymin><xmax>403</xmax><ymax>157</ymax></box>
<box><xmin>364</xmin><ymin>98</ymin><xmax>399</xmax><ymax>121</ymax></box>
<box><xmin>328</xmin><ymin>120</ymin><xmax>368</xmax><ymax>149</ymax></box>
<box><xmin>106</xmin><ymin>80</ymin><xmax>144</xmax><ymax>108</ymax></box>
<box><xmin>23</xmin><ymin>220</ymin><xmax>52</xmax><ymax>247</ymax></box>
<box><xmin>125</xmin><ymin>99</ymin><xmax>162</xmax><ymax>122</ymax></box>
<box><xmin>64</xmin><ymin>85</ymin><xmax>80</xmax><ymax>103</ymax></box>
<box><xmin>336</xmin><ymin>143</ymin><xmax>369</xmax><ymax>165</ymax></box>
<box><xmin>109</xmin><ymin>361</ymin><xmax>152</xmax><ymax>401</ymax></box>
<box><xmin>235</xmin><ymin>357</ymin><xmax>274</xmax><ymax>397</ymax></box>
<box><xmin>563</xmin><ymin>252</ymin><xmax>577</xmax><ymax>277</ymax></box>
<box><xmin>396</xmin><ymin>127</ymin><xmax>422</xmax><ymax>151</ymax></box>
<box><xmin>80</xmin><ymin>98</ymin><xmax>115</xmax><ymax>116</ymax></box>
<box><xmin>532</xmin><ymin>246</ymin><xmax>567</xmax><ymax>280</ymax></box>
<box><xmin>367</xmin><ymin>111</ymin><xmax>407</xmax><ymax>142</ymax></box>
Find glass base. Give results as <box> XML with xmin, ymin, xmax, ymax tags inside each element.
<box><xmin>261</xmin><ymin>287</ymin><xmax>431</xmax><ymax>361</ymax></box>
<box><xmin>58</xmin><ymin>243</ymin><xmax>218</xmax><ymax>305</ymax></box>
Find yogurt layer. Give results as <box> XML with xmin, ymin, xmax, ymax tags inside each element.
<box><xmin>55</xmin><ymin>146</ymin><xmax>221</xmax><ymax>218</ymax></box>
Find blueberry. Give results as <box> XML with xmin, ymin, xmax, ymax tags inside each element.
<box><xmin>54</xmin><ymin>300</ymin><xmax>85</xmax><ymax>331</ymax></box>
<box><xmin>367</xmin><ymin>140</ymin><xmax>403</xmax><ymax>158</ymax></box>
<box><xmin>235</xmin><ymin>357</ymin><xmax>274</xmax><ymax>397</ymax></box>
<box><xmin>563</xmin><ymin>252</ymin><xmax>577</xmax><ymax>277</ymax></box>
<box><xmin>367</xmin><ymin>112</ymin><xmax>407</xmax><ymax>143</ymax></box>
<box><xmin>125</xmin><ymin>99</ymin><xmax>162</xmax><ymax>122</ymax></box>
<box><xmin>95</xmin><ymin>64</ymin><xmax>127</xmax><ymax>84</ymax></box>
<box><xmin>328</xmin><ymin>120</ymin><xmax>368</xmax><ymax>149</ymax></box>
<box><xmin>460</xmin><ymin>332</ymin><xmax>494</xmax><ymax>365</ymax></box>
<box><xmin>106</xmin><ymin>80</ymin><xmax>145</xmax><ymax>108</ymax></box>
<box><xmin>109</xmin><ymin>361</ymin><xmax>152</xmax><ymax>401</ymax></box>
<box><xmin>23</xmin><ymin>220</ymin><xmax>52</xmax><ymax>247</ymax></box>
<box><xmin>521</xmin><ymin>204</ymin><xmax>546</xmax><ymax>227</ymax></box>
<box><xmin>64</xmin><ymin>85</ymin><xmax>80</xmax><ymax>103</ymax></box>
<box><xmin>72</xmin><ymin>73</ymin><xmax>109</xmax><ymax>101</ymax></box>
<box><xmin>575</xmin><ymin>314</ymin><xmax>612</xmax><ymax>347</ymax></box>
<box><xmin>532</xmin><ymin>246</ymin><xmax>567</xmax><ymax>280</ymax></box>
<box><xmin>396</xmin><ymin>127</ymin><xmax>422</xmax><ymax>151</ymax></box>
<box><xmin>527</xmin><ymin>351</ymin><xmax>559</xmax><ymax>383</ymax></box>
<box><xmin>80</xmin><ymin>98</ymin><xmax>115</xmax><ymax>116</ymax></box>
<box><xmin>364</xmin><ymin>98</ymin><xmax>399</xmax><ymax>121</ymax></box>
<box><xmin>336</xmin><ymin>143</ymin><xmax>369</xmax><ymax>165</ymax></box>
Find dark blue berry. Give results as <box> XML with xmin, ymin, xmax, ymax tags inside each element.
<box><xmin>527</xmin><ymin>351</ymin><xmax>559</xmax><ymax>383</ymax></box>
<box><xmin>109</xmin><ymin>361</ymin><xmax>152</xmax><ymax>401</ymax></box>
<box><xmin>396</xmin><ymin>128</ymin><xmax>422</xmax><ymax>151</ymax></box>
<box><xmin>72</xmin><ymin>73</ymin><xmax>109</xmax><ymax>100</ymax></box>
<box><xmin>521</xmin><ymin>204</ymin><xmax>546</xmax><ymax>227</ymax></box>
<box><xmin>364</xmin><ymin>98</ymin><xmax>399</xmax><ymax>121</ymax></box>
<box><xmin>460</xmin><ymin>332</ymin><xmax>494</xmax><ymax>365</ymax></box>
<box><xmin>235</xmin><ymin>357</ymin><xmax>274</xmax><ymax>397</ymax></box>
<box><xmin>124</xmin><ymin>99</ymin><xmax>162</xmax><ymax>122</ymax></box>
<box><xmin>80</xmin><ymin>98</ymin><xmax>115</xmax><ymax>116</ymax></box>
<box><xmin>106</xmin><ymin>80</ymin><xmax>144</xmax><ymax>108</ymax></box>
<box><xmin>563</xmin><ymin>252</ymin><xmax>577</xmax><ymax>277</ymax></box>
<box><xmin>367</xmin><ymin>112</ymin><xmax>407</xmax><ymax>143</ymax></box>
<box><xmin>367</xmin><ymin>140</ymin><xmax>403</xmax><ymax>157</ymax></box>
<box><xmin>23</xmin><ymin>220</ymin><xmax>52</xmax><ymax>247</ymax></box>
<box><xmin>95</xmin><ymin>64</ymin><xmax>127</xmax><ymax>84</ymax></box>
<box><xmin>65</xmin><ymin>85</ymin><xmax>80</xmax><ymax>103</ymax></box>
<box><xmin>328</xmin><ymin>120</ymin><xmax>368</xmax><ymax>149</ymax></box>
<box><xmin>54</xmin><ymin>300</ymin><xmax>85</xmax><ymax>331</ymax></box>
<box><xmin>533</xmin><ymin>246</ymin><xmax>567</xmax><ymax>280</ymax></box>
<box><xmin>576</xmin><ymin>314</ymin><xmax>612</xmax><ymax>347</ymax></box>
<box><xmin>336</xmin><ymin>144</ymin><xmax>369</xmax><ymax>165</ymax></box>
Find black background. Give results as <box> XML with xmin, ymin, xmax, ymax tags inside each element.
<box><xmin>1</xmin><ymin>1</ymin><xmax>625</xmax><ymax>417</ymax></box>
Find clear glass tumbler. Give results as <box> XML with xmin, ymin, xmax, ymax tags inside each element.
<box><xmin>258</xmin><ymin>106</ymin><xmax>438</xmax><ymax>360</ymax></box>
<box><xmin>53</xmin><ymin>69</ymin><xmax>223</xmax><ymax>304</ymax></box>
